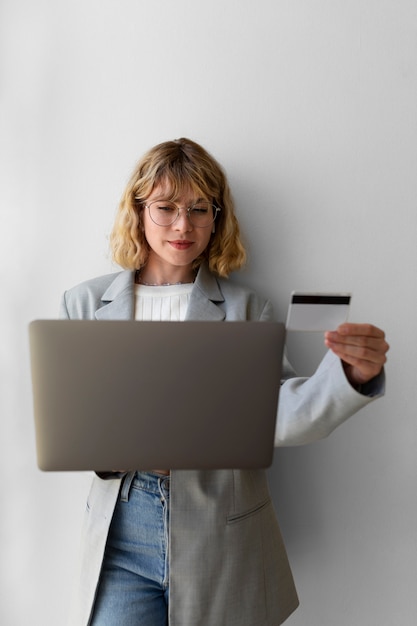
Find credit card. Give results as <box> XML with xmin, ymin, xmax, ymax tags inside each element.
<box><xmin>286</xmin><ymin>292</ymin><xmax>351</xmax><ymax>331</ymax></box>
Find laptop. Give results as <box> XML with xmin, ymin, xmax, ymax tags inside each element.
<box><xmin>28</xmin><ymin>320</ymin><xmax>285</xmax><ymax>471</ymax></box>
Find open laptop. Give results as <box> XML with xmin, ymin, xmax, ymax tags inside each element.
<box><xmin>28</xmin><ymin>320</ymin><xmax>285</xmax><ymax>471</ymax></box>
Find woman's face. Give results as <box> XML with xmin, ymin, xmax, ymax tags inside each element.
<box><xmin>141</xmin><ymin>182</ymin><xmax>213</xmax><ymax>280</ymax></box>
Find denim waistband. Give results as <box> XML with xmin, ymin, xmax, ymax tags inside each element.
<box><xmin>120</xmin><ymin>471</ymin><xmax>170</xmax><ymax>502</ymax></box>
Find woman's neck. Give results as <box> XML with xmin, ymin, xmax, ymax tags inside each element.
<box><xmin>135</xmin><ymin>267</ymin><xmax>196</xmax><ymax>286</ymax></box>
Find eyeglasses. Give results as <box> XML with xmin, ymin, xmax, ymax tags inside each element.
<box><xmin>145</xmin><ymin>200</ymin><xmax>221</xmax><ymax>228</ymax></box>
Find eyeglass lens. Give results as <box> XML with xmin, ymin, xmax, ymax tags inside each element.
<box><xmin>147</xmin><ymin>201</ymin><xmax>219</xmax><ymax>227</ymax></box>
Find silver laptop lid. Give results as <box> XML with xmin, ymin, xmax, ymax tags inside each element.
<box><xmin>29</xmin><ymin>320</ymin><xmax>285</xmax><ymax>471</ymax></box>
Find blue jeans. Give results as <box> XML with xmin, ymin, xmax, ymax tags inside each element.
<box><xmin>90</xmin><ymin>471</ymin><xmax>170</xmax><ymax>625</ymax></box>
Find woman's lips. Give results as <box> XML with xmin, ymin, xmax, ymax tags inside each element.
<box><xmin>169</xmin><ymin>240</ymin><xmax>194</xmax><ymax>250</ymax></box>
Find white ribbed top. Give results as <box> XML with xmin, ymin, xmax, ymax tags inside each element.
<box><xmin>134</xmin><ymin>283</ymin><xmax>193</xmax><ymax>321</ymax></box>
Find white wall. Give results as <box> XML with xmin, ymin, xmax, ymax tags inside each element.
<box><xmin>1</xmin><ymin>1</ymin><xmax>416</xmax><ymax>624</ymax></box>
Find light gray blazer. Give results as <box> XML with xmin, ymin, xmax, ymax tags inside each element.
<box><xmin>61</xmin><ymin>263</ymin><xmax>383</xmax><ymax>626</ymax></box>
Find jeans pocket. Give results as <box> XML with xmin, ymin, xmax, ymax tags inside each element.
<box><xmin>226</xmin><ymin>497</ymin><xmax>271</xmax><ymax>524</ymax></box>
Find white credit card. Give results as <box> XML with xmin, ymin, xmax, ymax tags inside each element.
<box><xmin>286</xmin><ymin>292</ymin><xmax>351</xmax><ymax>331</ymax></box>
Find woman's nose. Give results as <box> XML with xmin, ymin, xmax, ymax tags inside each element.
<box><xmin>174</xmin><ymin>208</ymin><xmax>193</xmax><ymax>230</ymax></box>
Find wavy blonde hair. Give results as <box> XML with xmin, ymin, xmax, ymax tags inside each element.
<box><xmin>110</xmin><ymin>138</ymin><xmax>246</xmax><ymax>277</ymax></box>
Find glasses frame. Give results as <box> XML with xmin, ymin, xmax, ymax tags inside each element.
<box><xmin>144</xmin><ymin>200</ymin><xmax>221</xmax><ymax>228</ymax></box>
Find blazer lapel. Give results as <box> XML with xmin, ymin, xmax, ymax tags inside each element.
<box><xmin>186</xmin><ymin>262</ymin><xmax>226</xmax><ymax>322</ymax></box>
<box><xmin>95</xmin><ymin>270</ymin><xmax>136</xmax><ymax>320</ymax></box>
<box><xmin>93</xmin><ymin>264</ymin><xmax>225</xmax><ymax>322</ymax></box>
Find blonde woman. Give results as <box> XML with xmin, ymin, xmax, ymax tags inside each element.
<box><xmin>61</xmin><ymin>138</ymin><xmax>388</xmax><ymax>626</ymax></box>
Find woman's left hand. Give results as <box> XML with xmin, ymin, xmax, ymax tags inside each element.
<box><xmin>324</xmin><ymin>323</ymin><xmax>389</xmax><ymax>387</ymax></box>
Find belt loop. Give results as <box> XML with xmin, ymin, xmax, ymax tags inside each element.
<box><xmin>120</xmin><ymin>471</ymin><xmax>136</xmax><ymax>502</ymax></box>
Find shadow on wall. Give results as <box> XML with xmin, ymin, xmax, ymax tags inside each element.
<box><xmin>237</xmin><ymin>258</ymin><xmax>339</xmax><ymax>555</ymax></box>
<box><xmin>268</xmin><ymin>445</ymin><xmax>327</xmax><ymax>552</ymax></box>
<box><xmin>285</xmin><ymin>331</ymin><xmax>328</xmax><ymax>378</ymax></box>
<box><xmin>268</xmin><ymin>333</ymin><xmax>335</xmax><ymax>553</ymax></box>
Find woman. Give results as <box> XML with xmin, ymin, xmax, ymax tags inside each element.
<box><xmin>62</xmin><ymin>138</ymin><xmax>388</xmax><ymax>625</ymax></box>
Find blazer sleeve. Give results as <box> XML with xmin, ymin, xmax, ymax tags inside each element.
<box><xmin>256</xmin><ymin>295</ymin><xmax>385</xmax><ymax>447</ymax></box>
<box><xmin>275</xmin><ymin>350</ymin><xmax>385</xmax><ymax>446</ymax></box>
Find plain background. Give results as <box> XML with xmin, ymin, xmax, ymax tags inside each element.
<box><xmin>1</xmin><ymin>1</ymin><xmax>416</xmax><ymax>624</ymax></box>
